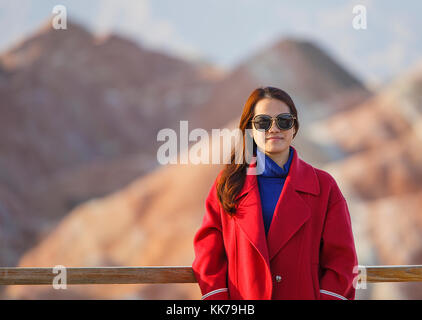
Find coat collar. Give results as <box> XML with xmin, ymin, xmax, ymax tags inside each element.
<box><xmin>234</xmin><ymin>145</ymin><xmax>320</xmax><ymax>268</ymax></box>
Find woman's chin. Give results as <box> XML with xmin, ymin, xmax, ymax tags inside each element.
<box><xmin>264</xmin><ymin>141</ymin><xmax>288</xmax><ymax>153</ymax></box>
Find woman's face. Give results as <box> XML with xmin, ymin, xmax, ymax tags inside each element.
<box><xmin>252</xmin><ymin>98</ymin><xmax>296</xmax><ymax>154</ymax></box>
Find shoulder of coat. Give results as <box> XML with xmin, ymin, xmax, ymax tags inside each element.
<box><xmin>313</xmin><ymin>168</ymin><xmax>345</xmax><ymax>204</ymax></box>
<box><xmin>312</xmin><ymin>167</ymin><xmax>342</xmax><ymax>191</ymax></box>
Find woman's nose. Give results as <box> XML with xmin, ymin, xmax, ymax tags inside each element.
<box><xmin>268</xmin><ymin>119</ymin><xmax>281</xmax><ymax>132</ymax></box>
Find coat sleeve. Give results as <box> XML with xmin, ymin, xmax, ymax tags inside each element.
<box><xmin>192</xmin><ymin>174</ymin><xmax>229</xmax><ymax>300</ymax></box>
<box><xmin>318</xmin><ymin>184</ymin><xmax>358</xmax><ymax>300</ymax></box>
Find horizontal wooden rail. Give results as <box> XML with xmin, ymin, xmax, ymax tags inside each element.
<box><xmin>0</xmin><ymin>266</ymin><xmax>195</xmax><ymax>285</ymax></box>
<box><xmin>0</xmin><ymin>265</ymin><xmax>422</xmax><ymax>285</ymax></box>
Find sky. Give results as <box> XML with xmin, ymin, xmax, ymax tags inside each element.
<box><xmin>0</xmin><ymin>0</ymin><xmax>421</xmax><ymax>87</ymax></box>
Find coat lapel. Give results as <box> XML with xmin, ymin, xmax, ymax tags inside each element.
<box><xmin>233</xmin><ymin>160</ymin><xmax>270</xmax><ymax>269</ymax></box>
<box><xmin>234</xmin><ymin>146</ymin><xmax>320</xmax><ymax>265</ymax></box>
<box><xmin>266</xmin><ymin>177</ymin><xmax>312</xmax><ymax>261</ymax></box>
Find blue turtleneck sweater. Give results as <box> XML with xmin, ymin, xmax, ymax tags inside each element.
<box><xmin>256</xmin><ymin>146</ymin><xmax>294</xmax><ymax>235</ymax></box>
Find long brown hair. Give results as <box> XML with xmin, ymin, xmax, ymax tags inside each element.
<box><xmin>216</xmin><ymin>86</ymin><xmax>299</xmax><ymax>216</ymax></box>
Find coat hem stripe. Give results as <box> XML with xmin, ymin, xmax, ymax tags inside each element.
<box><xmin>201</xmin><ymin>288</ymin><xmax>228</xmax><ymax>300</ymax></box>
<box><xmin>320</xmin><ymin>289</ymin><xmax>348</xmax><ymax>300</ymax></box>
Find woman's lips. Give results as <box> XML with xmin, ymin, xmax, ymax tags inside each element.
<box><xmin>266</xmin><ymin>137</ymin><xmax>284</xmax><ymax>140</ymax></box>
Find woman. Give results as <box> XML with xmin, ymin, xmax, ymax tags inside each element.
<box><xmin>192</xmin><ymin>86</ymin><xmax>358</xmax><ymax>300</ymax></box>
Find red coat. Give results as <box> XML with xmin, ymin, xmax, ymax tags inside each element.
<box><xmin>192</xmin><ymin>146</ymin><xmax>358</xmax><ymax>300</ymax></box>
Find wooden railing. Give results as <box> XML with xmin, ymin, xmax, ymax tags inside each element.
<box><xmin>1</xmin><ymin>265</ymin><xmax>422</xmax><ymax>285</ymax></box>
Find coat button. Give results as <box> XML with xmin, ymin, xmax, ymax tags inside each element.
<box><xmin>275</xmin><ymin>275</ymin><xmax>282</xmax><ymax>282</ymax></box>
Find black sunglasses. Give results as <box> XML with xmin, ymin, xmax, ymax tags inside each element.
<box><xmin>251</xmin><ymin>113</ymin><xmax>296</xmax><ymax>131</ymax></box>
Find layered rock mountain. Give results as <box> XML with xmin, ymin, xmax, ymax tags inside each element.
<box><xmin>0</xmin><ymin>20</ymin><xmax>223</xmax><ymax>268</ymax></box>
<box><xmin>189</xmin><ymin>38</ymin><xmax>371</xmax><ymax>130</ymax></box>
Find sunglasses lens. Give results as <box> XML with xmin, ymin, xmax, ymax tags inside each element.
<box><xmin>276</xmin><ymin>115</ymin><xmax>294</xmax><ymax>130</ymax></box>
<box><xmin>253</xmin><ymin>116</ymin><xmax>272</xmax><ymax>131</ymax></box>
